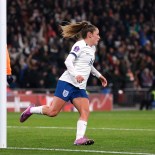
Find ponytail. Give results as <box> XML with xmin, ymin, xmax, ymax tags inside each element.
<box><xmin>60</xmin><ymin>21</ymin><xmax>96</xmax><ymax>39</ymax></box>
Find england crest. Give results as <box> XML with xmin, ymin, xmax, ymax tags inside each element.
<box><xmin>62</xmin><ymin>89</ymin><xmax>69</xmax><ymax>97</ymax></box>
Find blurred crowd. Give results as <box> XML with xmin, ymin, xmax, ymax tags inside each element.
<box><xmin>7</xmin><ymin>0</ymin><xmax>155</xmax><ymax>91</ymax></box>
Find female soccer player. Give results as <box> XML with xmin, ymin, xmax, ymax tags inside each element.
<box><xmin>20</xmin><ymin>21</ymin><xmax>107</xmax><ymax>145</ymax></box>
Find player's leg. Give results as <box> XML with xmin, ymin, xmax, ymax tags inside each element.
<box><xmin>20</xmin><ymin>80</ymin><xmax>70</xmax><ymax>123</ymax></box>
<box><xmin>73</xmin><ymin>97</ymin><xmax>90</xmax><ymax>121</ymax></box>
<box><xmin>42</xmin><ymin>96</ymin><xmax>66</xmax><ymax>116</ymax></box>
<box><xmin>20</xmin><ymin>96</ymin><xmax>66</xmax><ymax>122</ymax></box>
<box><xmin>72</xmin><ymin>97</ymin><xmax>94</xmax><ymax>145</ymax></box>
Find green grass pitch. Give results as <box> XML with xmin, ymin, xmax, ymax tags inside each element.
<box><xmin>1</xmin><ymin>110</ymin><xmax>155</xmax><ymax>155</ymax></box>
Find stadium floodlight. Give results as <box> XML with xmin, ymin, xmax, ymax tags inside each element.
<box><xmin>0</xmin><ymin>0</ymin><xmax>7</xmax><ymax>148</ymax></box>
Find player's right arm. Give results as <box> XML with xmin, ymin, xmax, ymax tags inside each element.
<box><xmin>64</xmin><ymin>54</ymin><xmax>84</xmax><ymax>83</ymax></box>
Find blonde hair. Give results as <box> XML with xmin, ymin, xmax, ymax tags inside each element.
<box><xmin>60</xmin><ymin>21</ymin><xmax>96</xmax><ymax>39</ymax></box>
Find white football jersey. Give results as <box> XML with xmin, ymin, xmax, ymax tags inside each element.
<box><xmin>59</xmin><ymin>39</ymin><xmax>97</xmax><ymax>89</ymax></box>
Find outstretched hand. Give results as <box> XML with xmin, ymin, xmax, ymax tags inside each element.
<box><xmin>99</xmin><ymin>75</ymin><xmax>107</xmax><ymax>87</ymax></box>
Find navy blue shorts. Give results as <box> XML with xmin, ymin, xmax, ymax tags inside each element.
<box><xmin>54</xmin><ymin>80</ymin><xmax>88</xmax><ymax>103</ymax></box>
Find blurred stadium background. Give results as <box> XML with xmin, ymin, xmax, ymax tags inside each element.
<box><xmin>7</xmin><ymin>0</ymin><xmax>155</xmax><ymax>111</ymax></box>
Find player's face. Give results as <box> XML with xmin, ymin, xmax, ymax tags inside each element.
<box><xmin>91</xmin><ymin>28</ymin><xmax>100</xmax><ymax>46</ymax></box>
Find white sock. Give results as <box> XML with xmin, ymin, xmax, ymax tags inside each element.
<box><xmin>30</xmin><ymin>106</ymin><xmax>43</xmax><ymax>114</ymax></box>
<box><xmin>76</xmin><ymin>120</ymin><xmax>87</xmax><ymax>140</ymax></box>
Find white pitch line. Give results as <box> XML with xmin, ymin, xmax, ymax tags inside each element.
<box><xmin>7</xmin><ymin>126</ymin><xmax>155</xmax><ymax>132</ymax></box>
<box><xmin>7</xmin><ymin>147</ymin><xmax>155</xmax><ymax>155</ymax></box>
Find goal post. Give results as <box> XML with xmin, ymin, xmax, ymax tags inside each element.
<box><xmin>0</xmin><ymin>0</ymin><xmax>7</xmax><ymax>148</ymax></box>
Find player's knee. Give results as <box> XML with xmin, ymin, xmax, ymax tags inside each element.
<box><xmin>48</xmin><ymin>110</ymin><xmax>59</xmax><ymax>117</ymax></box>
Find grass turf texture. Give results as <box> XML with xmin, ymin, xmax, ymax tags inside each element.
<box><xmin>1</xmin><ymin>110</ymin><xmax>155</xmax><ymax>155</ymax></box>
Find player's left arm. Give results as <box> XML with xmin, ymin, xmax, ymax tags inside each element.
<box><xmin>91</xmin><ymin>65</ymin><xmax>107</xmax><ymax>87</ymax></box>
